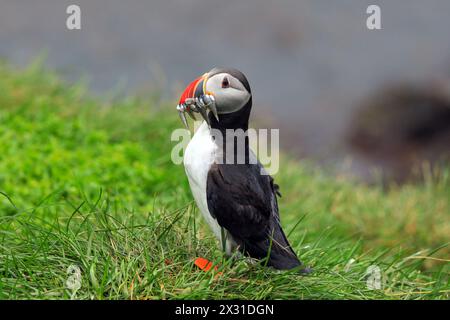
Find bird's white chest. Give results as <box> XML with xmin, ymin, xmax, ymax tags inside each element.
<box><xmin>183</xmin><ymin>122</ymin><xmax>219</xmax><ymax>233</ymax></box>
<box><xmin>183</xmin><ymin>122</ymin><xmax>216</xmax><ymax>192</ymax></box>
<box><xmin>183</xmin><ymin>122</ymin><xmax>235</xmax><ymax>253</ymax></box>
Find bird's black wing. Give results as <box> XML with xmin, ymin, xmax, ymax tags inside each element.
<box><xmin>206</xmin><ymin>162</ymin><xmax>301</xmax><ymax>270</ymax></box>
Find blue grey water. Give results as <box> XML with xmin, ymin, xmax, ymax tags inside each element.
<box><xmin>1</xmin><ymin>0</ymin><xmax>449</xmax><ymax>175</ymax></box>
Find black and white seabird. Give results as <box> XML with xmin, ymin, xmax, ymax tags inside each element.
<box><xmin>177</xmin><ymin>67</ymin><xmax>307</xmax><ymax>271</ymax></box>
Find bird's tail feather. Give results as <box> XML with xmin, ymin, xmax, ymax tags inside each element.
<box><xmin>266</xmin><ymin>224</ymin><xmax>302</xmax><ymax>270</ymax></box>
<box><xmin>241</xmin><ymin>223</ymin><xmax>305</xmax><ymax>271</ymax></box>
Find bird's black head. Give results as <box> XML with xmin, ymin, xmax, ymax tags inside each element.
<box><xmin>177</xmin><ymin>67</ymin><xmax>252</xmax><ymax>129</ymax></box>
<box><xmin>205</xmin><ymin>67</ymin><xmax>252</xmax><ymax>130</ymax></box>
<box><xmin>205</xmin><ymin>67</ymin><xmax>252</xmax><ymax>115</ymax></box>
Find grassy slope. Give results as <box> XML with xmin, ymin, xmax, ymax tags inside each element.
<box><xmin>0</xmin><ymin>62</ymin><xmax>448</xmax><ymax>299</ymax></box>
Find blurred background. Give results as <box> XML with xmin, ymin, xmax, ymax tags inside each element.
<box><xmin>1</xmin><ymin>0</ymin><xmax>449</xmax><ymax>183</ymax></box>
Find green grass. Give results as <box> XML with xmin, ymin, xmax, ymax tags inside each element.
<box><xmin>0</xmin><ymin>61</ymin><xmax>448</xmax><ymax>299</ymax></box>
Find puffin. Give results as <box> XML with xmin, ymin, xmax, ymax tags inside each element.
<box><xmin>177</xmin><ymin>67</ymin><xmax>307</xmax><ymax>271</ymax></box>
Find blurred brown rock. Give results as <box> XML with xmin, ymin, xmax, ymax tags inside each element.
<box><xmin>347</xmin><ymin>80</ymin><xmax>450</xmax><ymax>183</ymax></box>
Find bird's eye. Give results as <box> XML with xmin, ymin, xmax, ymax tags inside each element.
<box><xmin>221</xmin><ymin>76</ymin><xmax>230</xmax><ymax>88</ymax></box>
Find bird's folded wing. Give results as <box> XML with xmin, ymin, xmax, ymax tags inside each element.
<box><xmin>206</xmin><ymin>162</ymin><xmax>300</xmax><ymax>268</ymax></box>
<box><xmin>206</xmin><ymin>163</ymin><xmax>278</xmax><ymax>242</ymax></box>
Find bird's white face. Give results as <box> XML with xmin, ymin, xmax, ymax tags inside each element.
<box><xmin>205</xmin><ymin>73</ymin><xmax>251</xmax><ymax>114</ymax></box>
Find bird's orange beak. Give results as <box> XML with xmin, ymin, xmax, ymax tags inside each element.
<box><xmin>177</xmin><ymin>73</ymin><xmax>217</xmax><ymax>129</ymax></box>
<box><xmin>178</xmin><ymin>73</ymin><xmax>209</xmax><ymax>107</ymax></box>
